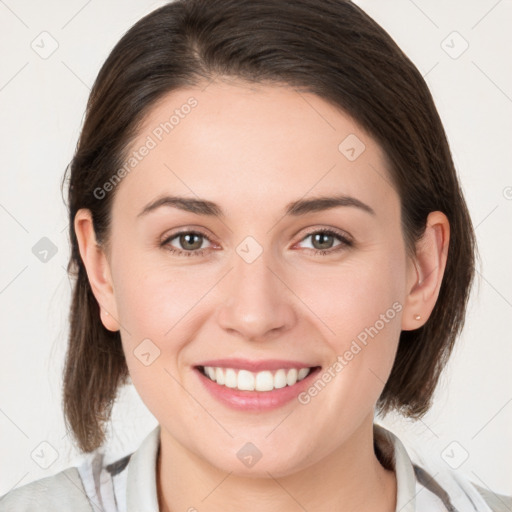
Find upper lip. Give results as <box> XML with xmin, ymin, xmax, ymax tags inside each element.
<box><xmin>195</xmin><ymin>358</ymin><xmax>320</xmax><ymax>372</ymax></box>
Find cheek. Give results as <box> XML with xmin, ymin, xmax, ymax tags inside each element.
<box><xmin>111</xmin><ymin>255</ymin><xmax>216</xmax><ymax>370</ymax></box>
<box><xmin>295</xmin><ymin>249</ymin><xmax>406</xmax><ymax>399</ymax></box>
<box><xmin>303</xmin><ymin>249</ymin><xmax>405</xmax><ymax>341</ymax></box>
<box><xmin>111</xmin><ymin>259</ymin><xmax>210</xmax><ymax>421</ymax></box>
<box><xmin>112</xmin><ymin>249</ymin><xmax>208</xmax><ymax>332</ymax></box>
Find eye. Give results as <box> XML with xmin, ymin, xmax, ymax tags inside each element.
<box><xmin>160</xmin><ymin>228</ymin><xmax>353</xmax><ymax>258</ymax></box>
<box><xmin>161</xmin><ymin>230</ymin><xmax>214</xmax><ymax>257</ymax></box>
<box><xmin>296</xmin><ymin>228</ymin><xmax>353</xmax><ymax>255</ymax></box>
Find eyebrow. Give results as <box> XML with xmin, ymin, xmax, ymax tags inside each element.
<box><xmin>137</xmin><ymin>193</ymin><xmax>376</xmax><ymax>218</ymax></box>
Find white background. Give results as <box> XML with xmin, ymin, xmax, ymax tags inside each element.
<box><xmin>0</xmin><ymin>0</ymin><xmax>511</xmax><ymax>499</ymax></box>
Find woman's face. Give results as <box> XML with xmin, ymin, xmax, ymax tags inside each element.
<box><xmin>96</xmin><ymin>80</ymin><xmax>417</xmax><ymax>476</ymax></box>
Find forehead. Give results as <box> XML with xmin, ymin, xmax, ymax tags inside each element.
<box><xmin>113</xmin><ymin>80</ymin><xmax>396</xmax><ymax>218</ymax></box>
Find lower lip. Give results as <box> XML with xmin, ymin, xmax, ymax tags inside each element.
<box><xmin>194</xmin><ymin>367</ymin><xmax>321</xmax><ymax>412</ymax></box>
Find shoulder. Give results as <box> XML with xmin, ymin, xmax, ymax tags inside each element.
<box><xmin>413</xmin><ymin>461</ymin><xmax>512</xmax><ymax>512</ymax></box>
<box><xmin>374</xmin><ymin>423</ymin><xmax>511</xmax><ymax>512</ymax></box>
<box><xmin>473</xmin><ymin>483</ymin><xmax>512</xmax><ymax>512</ymax></box>
<box><xmin>0</xmin><ymin>426</ymin><xmax>159</xmax><ymax>512</ymax></box>
<box><xmin>0</xmin><ymin>467</ymin><xmax>94</xmax><ymax>512</ymax></box>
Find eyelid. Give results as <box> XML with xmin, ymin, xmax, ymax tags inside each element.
<box><xmin>294</xmin><ymin>226</ymin><xmax>354</xmax><ymax>247</ymax></box>
<box><xmin>160</xmin><ymin>226</ymin><xmax>215</xmax><ymax>245</ymax></box>
<box><xmin>159</xmin><ymin>229</ymin><xmax>216</xmax><ymax>257</ymax></box>
<box><xmin>299</xmin><ymin>225</ymin><xmax>355</xmax><ymax>243</ymax></box>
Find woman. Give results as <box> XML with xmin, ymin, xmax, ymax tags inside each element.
<box><xmin>1</xmin><ymin>0</ymin><xmax>509</xmax><ymax>511</ymax></box>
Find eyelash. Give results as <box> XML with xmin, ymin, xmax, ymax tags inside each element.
<box><xmin>160</xmin><ymin>228</ymin><xmax>353</xmax><ymax>257</ymax></box>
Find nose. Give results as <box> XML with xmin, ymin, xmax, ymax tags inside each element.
<box><xmin>216</xmin><ymin>251</ymin><xmax>297</xmax><ymax>342</ymax></box>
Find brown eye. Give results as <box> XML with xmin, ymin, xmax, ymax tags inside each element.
<box><xmin>297</xmin><ymin>229</ymin><xmax>353</xmax><ymax>255</ymax></box>
<box><xmin>177</xmin><ymin>232</ymin><xmax>204</xmax><ymax>251</ymax></box>
<box><xmin>311</xmin><ymin>232</ymin><xmax>336</xmax><ymax>250</ymax></box>
<box><xmin>161</xmin><ymin>230</ymin><xmax>213</xmax><ymax>257</ymax></box>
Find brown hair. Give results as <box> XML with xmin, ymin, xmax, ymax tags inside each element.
<box><xmin>62</xmin><ymin>0</ymin><xmax>476</xmax><ymax>453</ymax></box>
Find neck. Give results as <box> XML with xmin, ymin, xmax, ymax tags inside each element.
<box><xmin>157</xmin><ymin>414</ymin><xmax>397</xmax><ymax>512</ymax></box>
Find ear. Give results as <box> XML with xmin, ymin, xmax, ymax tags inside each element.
<box><xmin>401</xmin><ymin>211</ymin><xmax>450</xmax><ymax>331</ymax></box>
<box><xmin>74</xmin><ymin>208</ymin><xmax>120</xmax><ymax>332</ymax></box>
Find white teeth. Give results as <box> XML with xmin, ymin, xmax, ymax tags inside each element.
<box><xmin>274</xmin><ymin>369</ymin><xmax>287</xmax><ymax>389</ymax></box>
<box><xmin>225</xmin><ymin>368</ymin><xmax>237</xmax><ymax>388</ymax></box>
<box><xmin>255</xmin><ymin>371</ymin><xmax>274</xmax><ymax>391</ymax></box>
<box><xmin>205</xmin><ymin>366</ymin><xmax>216</xmax><ymax>380</ymax></box>
<box><xmin>297</xmin><ymin>368</ymin><xmax>310</xmax><ymax>380</ymax></box>
<box><xmin>238</xmin><ymin>370</ymin><xmax>255</xmax><ymax>391</ymax></box>
<box><xmin>286</xmin><ymin>368</ymin><xmax>298</xmax><ymax>386</ymax></box>
<box><xmin>202</xmin><ymin>366</ymin><xmax>313</xmax><ymax>392</ymax></box>
<box><xmin>215</xmin><ymin>367</ymin><xmax>225</xmax><ymax>385</ymax></box>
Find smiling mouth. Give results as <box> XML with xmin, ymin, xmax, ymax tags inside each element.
<box><xmin>196</xmin><ymin>365</ymin><xmax>321</xmax><ymax>392</ymax></box>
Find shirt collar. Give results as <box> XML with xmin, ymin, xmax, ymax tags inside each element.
<box><xmin>374</xmin><ymin>422</ymin><xmax>417</xmax><ymax>512</ymax></box>
<box><xmin>126</xmin><ymin>423</ymin><xmax>418</xmax><ymax>512</ymax></box>
<box><xmin>126</xmin><ymin>424</ymin><xmax>161</xmax><ymax>512</ymax></box>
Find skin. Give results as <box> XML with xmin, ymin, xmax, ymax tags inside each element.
<box><xmin>75</xmin><ymin>79</ymin><xmax>449</xmax><ymax>512</ymax></box>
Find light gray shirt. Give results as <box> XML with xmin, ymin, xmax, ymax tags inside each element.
<box><xmin>1</xmin><ymin>423</ymin><xmax>510</xmax><ymax>511</ymax></box>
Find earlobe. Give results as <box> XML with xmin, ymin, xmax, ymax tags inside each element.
<box><xmin>74</xmin><ymin>209</ymin><xmax>120</xmax><ymax>332</ymax></box>
<box><xmin>401</xmin><ymin>211</ymin><xmax>450</xmax><ymax>331</ymax></box>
